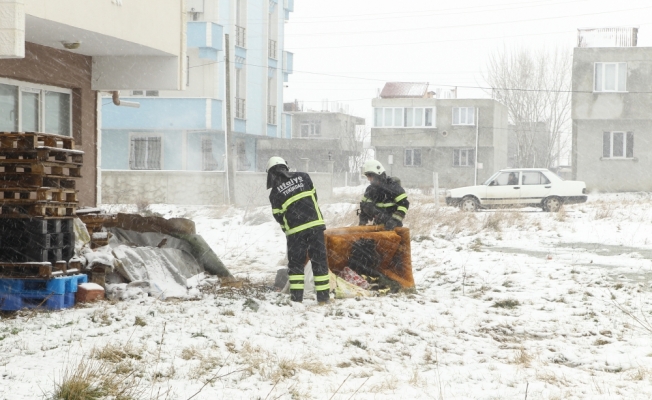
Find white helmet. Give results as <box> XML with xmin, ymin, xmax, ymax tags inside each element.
<box><xmin>363</xmin><ymin>159</ymin><xmax>385</xmax><ymax>176</ymax></box>
<box><xmin>266</xmin><ymin>156</ymin><xmax>288</xmax><ymax>173</ymax></box>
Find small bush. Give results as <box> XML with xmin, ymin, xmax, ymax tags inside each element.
<box><xmin>492</xmin><ymin>299</ymin><xmax>520</xmax><ymax>309</ymax></box>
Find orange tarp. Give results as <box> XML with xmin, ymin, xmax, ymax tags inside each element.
<box><xmin>324</xmin><ymin>226</ymin><xmax>414</xmax><ymax>289</ymax></box>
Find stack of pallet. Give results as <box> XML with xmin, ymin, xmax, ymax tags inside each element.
<box><xmin>0</xmin><ymin>131</ymin><xmax>84</xmax><ymax>310</ymax></box>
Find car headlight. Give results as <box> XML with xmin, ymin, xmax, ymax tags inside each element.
<box><xmin>445</xmin><ymin>190</ymin><xmax>452</xmax><ymax>197</ymax></box>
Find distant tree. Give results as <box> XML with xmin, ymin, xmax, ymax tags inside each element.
<box><xmin>484</xmin><ymin>45</ymin><xmax>572</xmax><ymax>168</ymax></box>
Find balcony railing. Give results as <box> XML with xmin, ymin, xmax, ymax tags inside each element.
<box><xmin>235</xmin><ymin>25</ymin><xmax>246</xmax><ymax>48</ymax></box>
<box><xmin>267</xmin><ymin>105</ymin><xmax>277</xmax><ymax>125</ymax></box>
<box><xmin>268</xmin><ymin>39</ymin><xmax>277</xmax><ymax>59</ymax></box>
<box><xmin>235</xmin><ymin>97</ymin><xmax>246</xmax><ymax>119</ymax></box>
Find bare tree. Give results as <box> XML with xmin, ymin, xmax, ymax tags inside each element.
<box><xmin>484</xmin><ymin>45</ymin><xmax>572</xmax><ymax>168</ymax></box>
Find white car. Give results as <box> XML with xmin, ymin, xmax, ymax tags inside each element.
<box><xmin>445</xmin><ymin>168</ymin><xmax>587</xmax><ymax>212</ymax></box>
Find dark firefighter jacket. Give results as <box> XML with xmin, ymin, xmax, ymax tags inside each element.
<box><xmin>360</xmin><ymin>175</ymin><xmax>409</xmax><ymax>224</ymax></box>
<box><xmin>269</xmin><ymin>171</ymin><xmax>325</xmax><ymax>236</ymax></box>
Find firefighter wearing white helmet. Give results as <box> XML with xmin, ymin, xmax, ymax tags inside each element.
<box><xmin>266</xmin><ymin>156</ymin><xmax>330</xmax><ymax>304</ymax></box>
<box><xmin>359</xmin><ymin>159</ymin><xmax>409</xmax><ymax>230</ymax></box>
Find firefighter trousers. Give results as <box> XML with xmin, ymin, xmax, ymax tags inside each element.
<box><xmin>287</xmin><ymin>228</ymin><xmax>330</xmax><ymax>303</ymax></box>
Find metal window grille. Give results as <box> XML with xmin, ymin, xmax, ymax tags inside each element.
<box><xmin>130</xmin><ymin>137</ymin><xmax>161</xmax><ymax>170</ymax></box>
<box><xmin>236</xmin><ymin>25</ymin><xmax>246</xmax><ymax>47</ymax></box>
<box><xmin>235</xmin><ymin>97</ymin><xmax>246</xmax><ymax>119</ymax></box>
<box><xmin>201</xmin><ymin>137</ymin><xmax>219</xmax><ymax>171</ymax></box>
<box><xmin>268</xmin><ymin>39</ymin><xmax>277</xmax><ymax>59</ymax></box>
<box><xmin>267</xmin><ymin>105</ymin><xmax>277</xmax><ymax>125</ymax></box>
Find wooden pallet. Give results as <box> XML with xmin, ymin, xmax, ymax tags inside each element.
<box><xmin>0</xmin><ymin>160</ymin><xmax>82</xmax><ymax>178</ymax></box>
<box><xmin>0</xmin><ymin>187</ymin><xmax>78</xmax><ymax>203</ymax></box>
<box><xmin>0</xmin><ymin>148</ymin><xmax>84</xmax><ymax>164</ymax></box>
<box><xmin>0</xmin><ymin>132</ymin><xmax>75</xmax><ymax>151</ymax></box>
<box><xmin>1</xmin><ymin>202</ymin><xmax>77</xmax><ymax>217</ymax></box>
<box><xmin>0</xmin><ymin>260</ymin><xmax>77</xmax><ymax>279</ymax></box>
<box><xmin>0</xmin><ymin>174</ymin><xmax>76</xmax><ymax>189</ymax></box>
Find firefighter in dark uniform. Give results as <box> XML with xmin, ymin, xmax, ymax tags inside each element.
<box><xmin>266</xmin><ymin>156</ymin><xmax>330</xmax><ymax>304</ymax></box>
<box><xmin>359</xmin><ymin>160</ymin><xmax>409</xmax><ymax>230</ymax></box>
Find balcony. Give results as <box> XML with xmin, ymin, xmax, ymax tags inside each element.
<box><xmin>268</xmin><ymin>39</ymin><xmax>277</xmax><ymax>60</ymax></box>
<box><xmin>267</xmin><ymin>105</ymin><xmax>277</xmax><ymax>125</ymax></box>
<box><xmin>577</xmin><ymin>27</ymin><xmax>638</xmax><ymax>48</ymax></box>
<box><xmin>235</xmin><ymin>25</ymin><xmax>246</xmax><ymax>48</ymax></box>
<box><xmin>235</xmin><ymin>97</ymin><xmax>246</xmax><ymax>119</ymax></box>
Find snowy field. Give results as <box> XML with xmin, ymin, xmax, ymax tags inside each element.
<box><xmin>2</xmin><ymin>188</ymin><xmax>652</xmax><ymax>400</ymax></box>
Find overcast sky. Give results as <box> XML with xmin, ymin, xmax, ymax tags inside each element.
<box><xmin>283</xmin><ymin>0</ymin><xmax>652</xmax><ymax>122</ymax></box>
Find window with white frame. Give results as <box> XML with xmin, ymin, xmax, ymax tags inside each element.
<box><xmin>300</xmin><ymin>120</ymin><xmax>321</xmax><ymax>137</ymax></box>
<box><xmin>453</xmin><ymin>148</ymin><xmax>475</xmax><ymax>166</ymax></box>
<box><xmin>404</xmin><ymin>148</ymin><xmax>421</xmax><ymax>166</ymax></box>
<box><xmin>594</xmin><ymin>62</ymin><xmax>627</xmax><ymax>92</ymax></box>
<box><xmin>602</xmin><ymin>131</ymin><xmax>633</xmax><ymax>158</ymax></box>
<box><xmin>130</xmin><ymin>135</ymin><xmax>162</xmax><ymax>170</ymax></box>
<box><xmin>452</xmin><ymin>107</ymin><xmax>475</xmax><ymax>125</ymax></box>
<box><xmin>373</xmin><ymin>107</ymin><xmax>434</xmax><ymax>127</ymax></box>
<box><xmin>0</xmin><ymin>78</ymin><xmax>72</xmax><ymax>136</ymax></box>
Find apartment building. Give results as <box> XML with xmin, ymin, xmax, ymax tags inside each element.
<box><xmin>572</xmin><ymin>27</ymin><xmax>652</xmax><ymax>191</ymax></box>
<box><xmin>100</xmin><ymin>0</ymin><xmax>294</xmax><ymax>205</ymax></box>
<box><xmin>371</xmin><ymin>82</ymin><xmax>509</xmax><ymax>189</ymax></box>
<box><xmin>0</xmin><ymin>0</ymin><xmax>186</xmax><ymax>206</ymax></box>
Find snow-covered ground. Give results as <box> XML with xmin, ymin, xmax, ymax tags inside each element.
<box><xmin>2</xmin><ymin>188</ymin><xmax>652</xmax><ymax>400</ymax></box>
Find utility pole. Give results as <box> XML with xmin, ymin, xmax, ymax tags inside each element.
<box><xmin>224</xmin><ymin>34</ymin><xmax>236</xmax><ymax>205</ymax></box>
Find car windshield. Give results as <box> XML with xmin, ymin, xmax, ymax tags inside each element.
<box><xmin>482</xmin><ymin>172</ymin><xmax>501</xmax><ymax>185</ymax></box>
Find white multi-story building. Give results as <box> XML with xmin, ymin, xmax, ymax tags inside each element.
<box><xmin>0</xmin><ymin>0</ymin><xmax>187</xmax><ymax>207</ymax></box>
<box><xmin>101</xmin><ymin>0</ymin><xmax>294</xmax><ymax>183</ymax></box>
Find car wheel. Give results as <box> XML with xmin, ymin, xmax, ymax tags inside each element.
<box><xmin>460</xmin><ymin>196</ymin><xmax>479</xmax><ymax>212</ymax></box>
<box><xmin>543</xmin><ymin>196</ymin><xmax>562</xmax><ymax>212</ymax></box>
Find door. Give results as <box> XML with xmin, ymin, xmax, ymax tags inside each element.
<box><xmin>484</xmin><ymin>171</ymin><xmax>521</xmax><ymax>206</ymax></box>
<box><xmin>519</xmin><ymin>171</ymin><xmax>551</xmax><ymax>206</ymax></box>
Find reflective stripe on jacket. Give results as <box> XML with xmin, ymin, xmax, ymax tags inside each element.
<box><xmin>269</xmin><ymin>171</ymin><xmax>325</xmax><ymax>235</ymax></box>
<box><xmin>360</xmin><ymin>176</ymin><xmax>409</xmax><ymax>221</ymax></box>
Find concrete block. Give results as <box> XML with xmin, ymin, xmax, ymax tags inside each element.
<box><xmin>76</xmin><ymin>282</ymin><xmax>105</xmax><ymax>303</ymax></box>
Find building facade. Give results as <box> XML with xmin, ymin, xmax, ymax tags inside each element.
<box><xmin>101</xmin><ymin>0</ymin><xmax>295</xmax><ymax>199</ymax></box>
<box><xmin>0</xmin><ymin>0</ymin><xmax>186</xmax><ymax>207</ymax></box>
<box><xmin>572</xmin><ymin>27</ymin><xmax>652</xmax><ymax>192</ymax></box>
<box><xmin>256</xmin><ymin>109</ymin><xmax>365</xmax><ymax>174</ymax></box>
<box><xmin>371</xmin><ymin>83</ymin><xmax>509</xmax><ymax>189</ymax></box>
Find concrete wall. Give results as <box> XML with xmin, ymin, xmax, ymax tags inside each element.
<box><xmin>0</xmin><ymin>43</ymin><xmax>96</xmax><ymax>206</ymax></box>
<box><xmin>101</xmin><ymin>170</ymin><xmax>333</xmax><ymax>207</ymax></box>
<box><xmin>572</xmin><ymin>46</ymin><xmax>652</xmax><ymax>191</ymax></box>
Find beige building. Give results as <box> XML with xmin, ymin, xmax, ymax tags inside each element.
<box><xmin>572</xmin><ymin>27</ymin><xmax>652</xmax><ymax>192</ymax></box>
<box><xmin>371</xmin><ymin>83</ymin><xmax>509</xmax><ymax>189</ymax></box>
<box><xmin>0</xmin><ymin>0</ymin><xmax>186</xmax><ymax>206</ymax></box>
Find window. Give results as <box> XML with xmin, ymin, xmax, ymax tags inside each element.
<box><xmin>201</xmin><ymin>137</ymin><xmax>219</xmax><ymax>171</ymax></box>
<box><xmin>373</xmin><ymin>107</ymin><xmax>434</xmax><ymax>127</ymax></box>
<box><xmin>130</xmin><ymin>90</ymin><xmax>159</xmax><ymax>96</ymax></box>
<box><xmin>452</xmin><ymin>107</ymin><xmax>475</xmax><ymax>125</ymax></box>
<box><xmin>130</xmin><ymin>136</ymin><xmax>162</xmax><ymax>170</ymax></box>
<box><xmin>300</xmin><ymin>120</ymin><xmax>321</xmax><ymax>137</ymax></box>
<box><xmin>603</xmin><ymin>131</ymin><xmax>634</xmax><ymax>158</ymax></box>
<box><xmin>404</xmin><ymin>149</ymin><xmax>421</xmax><ymax>166</ymax></box>
<box><xmin>594</xmin><ymin>62</ymin><xmax>627</xmax><ymax>92</ymax></box>
<box><xmin>0</xmin><ymin>78</ymin><xmax>72</xmax><ymax>136</ymax></box>
<box><xmin>521</xmin><ymin>171</ymin><xmax>550</xmax><ymax>185</ymax></box>
<box><xmin>453</xmin><ymin>149</ymin><xmax>475</xmax><ymax>167</ymax></box>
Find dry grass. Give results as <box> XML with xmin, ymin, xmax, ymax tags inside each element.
<box><xmin>238</xmin><ymin>342</ymin><xmax>329</xmax><ymax>383</ymax></box>
<box><xmin>91</xmin><ymin>342</ymin><xmax>143</xmax><ymax>363</ymax></box>
<box><xmin>510</xmin><ymin>347</ymin><xmax>533</xmax><ymax>367</ymax></box>
<box><xmin>48</xmin><ymin>356</ymin><xmax>148</xmax><ymax>400</ymax></box>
